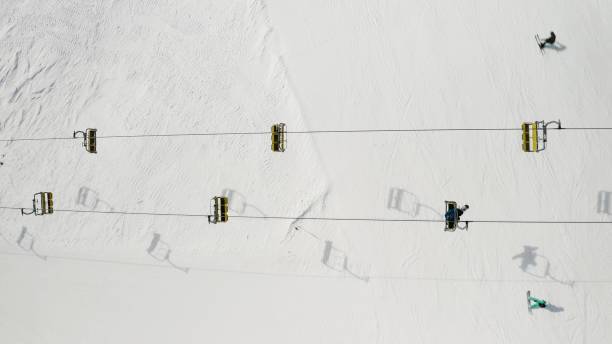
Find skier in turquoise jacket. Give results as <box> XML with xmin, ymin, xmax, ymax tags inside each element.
<box><xmin>528</xmin><ymin>295</ymin><xmax>547</xmax><ymax>309</ymax></box>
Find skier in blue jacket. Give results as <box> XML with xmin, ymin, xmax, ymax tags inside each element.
<box><xmin>445</xmin><ymin>204</ymin><xmax>469</xmax><ymax>222</ymax></box>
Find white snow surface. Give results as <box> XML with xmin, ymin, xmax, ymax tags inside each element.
<box><xmin>2</xmin><ymin>0</ymin><xmax>612</xmax><ymax>343</ymax></box>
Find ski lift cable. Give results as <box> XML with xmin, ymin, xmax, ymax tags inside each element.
<box><xmin>2</xmin><ymin>126</ymin><xmax>612</xmax><ymax>143</ymax></box>
<box><xmin>1</xmin><ymin>206</ymin><xmax>611</xmax><ymax>224</ymax></box>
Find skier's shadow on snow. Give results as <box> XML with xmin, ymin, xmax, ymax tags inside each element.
<box><xmin>545</xmin><ymin>303</ymin><xmax>565</xmax><ymax>313</ymax></box>
<box><xmin>545</xmin><ymin>42</ymin><xmax>567</xmax><ymax>52</ymax></box>
<box><xmin>512</xmin><ymin>245</ymin><xmax>538</xmax><ymax>271</ymax></box>
<box><xmin>146</xmin><ymin>233</ymin><xmax>189</xmax><ymax>273</ymax></box>
<box><xmin>512</xmin><ymin>246</ymin><xmax>574</xmax><ymax>286</ymax></box>
<box><xmin>387</xmin><ymin>188</ymin><xmax>442</xmax><ymax>218</ymax></box>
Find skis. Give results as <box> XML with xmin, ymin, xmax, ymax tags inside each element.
<box><xmin>526</xmin><ymin>290</ymin><xmax>532</xmax><ymax>313</ymax></box>
<box><xmin>535</xmin><ymin>35</ymin><xmax>544</xmax><ymax>55</ymax></box>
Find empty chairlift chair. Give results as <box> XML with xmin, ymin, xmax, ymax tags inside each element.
<box><xmin>208</xmin><ymin>196</ymin><xmax>229</xmax><ymax>224</ymax></box>
<box><xmin>521</xmin><ymin>120</ymin><xmax>561</xmax><ymax>153</ymax></box>
<box><xmin>271</xmin><ymin>123</ymin><xmax>287</xmax><ymax>152</ymax></box>
<box><xmin>73</xmin><ymin>128</ymin><xmax>97</xmax><ymax>153</ymax></box>
<box><xmin>21</xmin><ymin>192</ymin><xmax>54</xmax><ymax>216</ymax></box>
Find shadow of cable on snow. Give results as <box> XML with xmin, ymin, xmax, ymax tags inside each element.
<box><xmin>2</xmin><ymin>250</ymin><xmax>612</xmax><ymax>284</ymax></box>
<box><xmin>282</xmin><ymin>190</ymin><xmax>330</xmax><ymax>243</ymax></box>
<box><xmin>147</xmin><ymin>233</ymin><xmax>189</xmax><ymax>273</ymax></box>
<box><xmin>512</xmin><ymin>246</ymin><xmax>574</xmax><ymax>286</ymax></box>
<box><xmin>387</xmin><ymin>187</ymin><xmax>442</xmax><ymax>218</ymax></box>
<box><xmin>597</xmin><ymin>191</ymin><xmax>612</xmax><ymax>215</ymax></box>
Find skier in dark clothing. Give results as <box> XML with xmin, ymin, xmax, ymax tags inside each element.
<box><xmin>445</xmin><ymin>204</ymin><xmax>469</xmax><ymax>222</ymax></box>
<box><xmin>539</xmin><ymin>31</ymin><xmax>556</xmax><ymax>49</ymax></box>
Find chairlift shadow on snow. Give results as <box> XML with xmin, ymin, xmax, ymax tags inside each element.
<box><xmin>77</xmin><ymin>186</ymin><xmax>131</xmax><ymax>234</ymax></box>
<box><xmin>146</xmin><ymin>233</ymin><xmax>189</xmax><ymax>273</ymax></box>
<box><xmin>76</xmin><ymin>186</ymin><xmax>114</xmax><ymax>211</ymax></box>
<box><xmin>512</xmin><ymin>245</ymin><xmax>574</xmax><ymax>286</ymax></box>
<box><xmin>16</xmin><ymin>227</ymin><xmax>47</xmax><ymax>260</ymax></box>
<box><xmin>387</xmin><ymin>188</ymin><xmax>442</xmax><ymax>218</ymax></box>
<box><xmin>321</xmin><ymin>240</ymin><xmax>369</xmax><ymax>283</ymax></box>
<box><xmin>597</xmin><ymin>191</ymin><xmax>612</xmax><ymax>215</ymax></box>
<box><xmin>221</xmin><ymin>188</ymin><xmax>267</xmax><ymax>216</ymax></box>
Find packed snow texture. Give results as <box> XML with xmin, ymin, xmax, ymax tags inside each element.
<box><xmin>1</xmin><ymin>0</ymin><xmax>612</xmax><ymax>343</ymax></box>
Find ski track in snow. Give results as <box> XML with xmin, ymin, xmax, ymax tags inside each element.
<box><xmin>1</xmin><ymin>0</ymin><xmax>329</xmax><ymax>272</ymax></box>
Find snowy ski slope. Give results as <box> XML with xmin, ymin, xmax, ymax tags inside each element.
<box><xmin>1</xmin><ymin>0</ymin><xmax>612</xmax><ymax>343</ymax></box>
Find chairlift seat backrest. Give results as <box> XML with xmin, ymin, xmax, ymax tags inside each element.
<box><xmin>521</xmin><ymin>123</ymin><xmax>532</xmax><ymax>152</ymax></box>
<box><xmin>521</xmin><ymin>121</ymin><xmax>549</xmax><ymax>152</ymax></box>
<box><xmin>45</xmin><ymin>192</ymin><xmax>53</xmax><ymax>214</ymax></box>
<box><xmin>521</xmin><ymin>122</ymin><xmax>540</xmax><ymax>152</ymax></box>
<box><xmin>34</xmin><ymin>192</ymin><xmax>54</xmax><ymax>215</ymax></box>
<box><xmin>86</xmin><ymin>128</ymin><xmax>97</xmax><ymax>153</ymax></box>
<box><xmin>219</xmin><ymin>197</ymin><xmax>228</xmax><ymax>222</ymax></box>
<box><xmin>73</xmin><ymin>128</ymin><xmax>98</xmax><ymax>153</ymax></box>
<box><xmin>210</xmin><ymin>196</ymin><xmax>229</xmax><ymax>223</ymax></box>
<box><xmin>271</xmin><ymin>123</ymin><xmax>286</xmax><ymax>152</ymax></box>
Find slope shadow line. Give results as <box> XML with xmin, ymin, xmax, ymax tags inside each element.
<box><xmin>0</xmin><ymin>251</ymin><xmax>609</xmax><ymax>284</ymax></box>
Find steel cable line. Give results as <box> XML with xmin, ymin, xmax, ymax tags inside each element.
<box><xmin>3</xmin><ymin>126</ymin><xmax>612</xmax><ymax>143</ymax></box>
<box><xmin>1</xmin><ymin>206</ymin><xmax>611</xmax><ymax>224</ymax></box>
